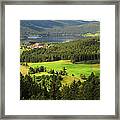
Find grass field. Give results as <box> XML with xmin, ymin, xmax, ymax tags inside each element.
<box><xmin>20</xmin><ymin>60</ymin><xmax>100</xmax><ymax>85</ymax></box>
<box><xmin>28</xmin><ymin>60</ymin><xmax>100</xmax><ymax>77</ymax></box>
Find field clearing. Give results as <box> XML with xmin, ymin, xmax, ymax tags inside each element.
<box><xmin>61</xmin><ymin>76</ymin><xmax>86</xmax><ymax>86</ymax></box>
<box><xmin>31</xmin><ymin>72</ymin><xmax>52</xmax><ymax>77</ymax></box>
<box><xmin>28</xmin><ymin>60</ymin><xmax>100</xmax><ymax>77</ymax></box>
<box><xmin>83</xmin><ymin>32</ymin><xmax>100</xmax><ymax>37</ymax></box>
<box><xmin>20</xmin><ymin>65</ymin><xmax>29</xmax><ymax>76</ymax></box>
<box><xmin>20</xmin><ymin>60</ymin><xmax>100</xmax><ymax>85</ymax></box>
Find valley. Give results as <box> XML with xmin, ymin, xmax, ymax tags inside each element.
<box><xmin>20</xmin><ymin>20</ymin><xmax>100</xmax><ymax>100</ymax></box>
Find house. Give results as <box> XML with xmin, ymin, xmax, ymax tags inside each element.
<box><xmin>27</xmin><ymin>43</ymin><xmax>44</xmax><ymax>49</ymax></box>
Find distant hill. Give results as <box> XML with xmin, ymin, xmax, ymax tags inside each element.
<box><xmin>20</xmin><ymin>20</ymin><xmax>100</xmax><ymax>42</ymax></box>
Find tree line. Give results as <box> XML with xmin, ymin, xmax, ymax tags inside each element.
<box><xmin>20</xmin><ymin>37</ymin><xmax>100</xmax><ymax>63</ymax></box>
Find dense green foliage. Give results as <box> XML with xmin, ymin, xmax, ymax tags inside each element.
<box><xmin>20</xmin><ymin>37</ymin><xmax>100</xmax><ymax>63</ymax></box>
<box><xmin>20</xmin><ymin>72</ymin><xmax>100</xmax><ymax>100</ymax></box>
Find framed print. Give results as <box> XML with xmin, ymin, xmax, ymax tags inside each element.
<box><xmin>0</xmin><ymin>0</ymin><xmax>120</xmax><ymax>119</ymax></box>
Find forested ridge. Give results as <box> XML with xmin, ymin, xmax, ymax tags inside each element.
<box><xmin>20</xmin><ymin>37</ymin><xmax>100</xmax><ymax>63</ymax></box>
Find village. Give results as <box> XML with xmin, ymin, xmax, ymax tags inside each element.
<box><xmin>20</xmin><ymin>42</ymin><xmax>50</xmax><ymax>55</ymax></box>
<box><xmin>27</xmin><ymin>42</ymin><xmax>48</xmax><ymax>49</ymax></box>
<box><xmin>21</xmin><ymin>41</ymin><xmax>49</xmax><ymax>49</ymax></box>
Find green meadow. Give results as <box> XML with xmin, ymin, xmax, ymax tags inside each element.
<box><xmin>21</xmin><ymin>60</ymin><xmax>100</xmax><ymax>85</ymax></box>
<box><xmin>28</xmin><ymin>60</ymin><xmax>100</xmax><ymax>77</ymax></box>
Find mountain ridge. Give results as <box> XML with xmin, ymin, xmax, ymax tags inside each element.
<box><xmin>20</xmin><ymin>20</ymin><xmax>100</xmax><ymax>42</ymax></box>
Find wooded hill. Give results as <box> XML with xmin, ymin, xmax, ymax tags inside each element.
<box><xmin>20</xmin><ymin>20</ymin><xmax>100</xmax><ymax>42</ymax></box>
<box><xmin>20</xmin><ymin>37</ymin><xmax>100</xmax><ymax>64</ymax></box>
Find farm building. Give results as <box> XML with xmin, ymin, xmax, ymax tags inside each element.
<box><xmin>27</xmin><ymin>43</ymin><xmax>45</xmax><ymax>49</ymax></box>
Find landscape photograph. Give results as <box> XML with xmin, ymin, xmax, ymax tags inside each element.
<box><xmin>20</xmin><ymin>20</ymin><xmax>100</xmax><ymax>100</ymax></box>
